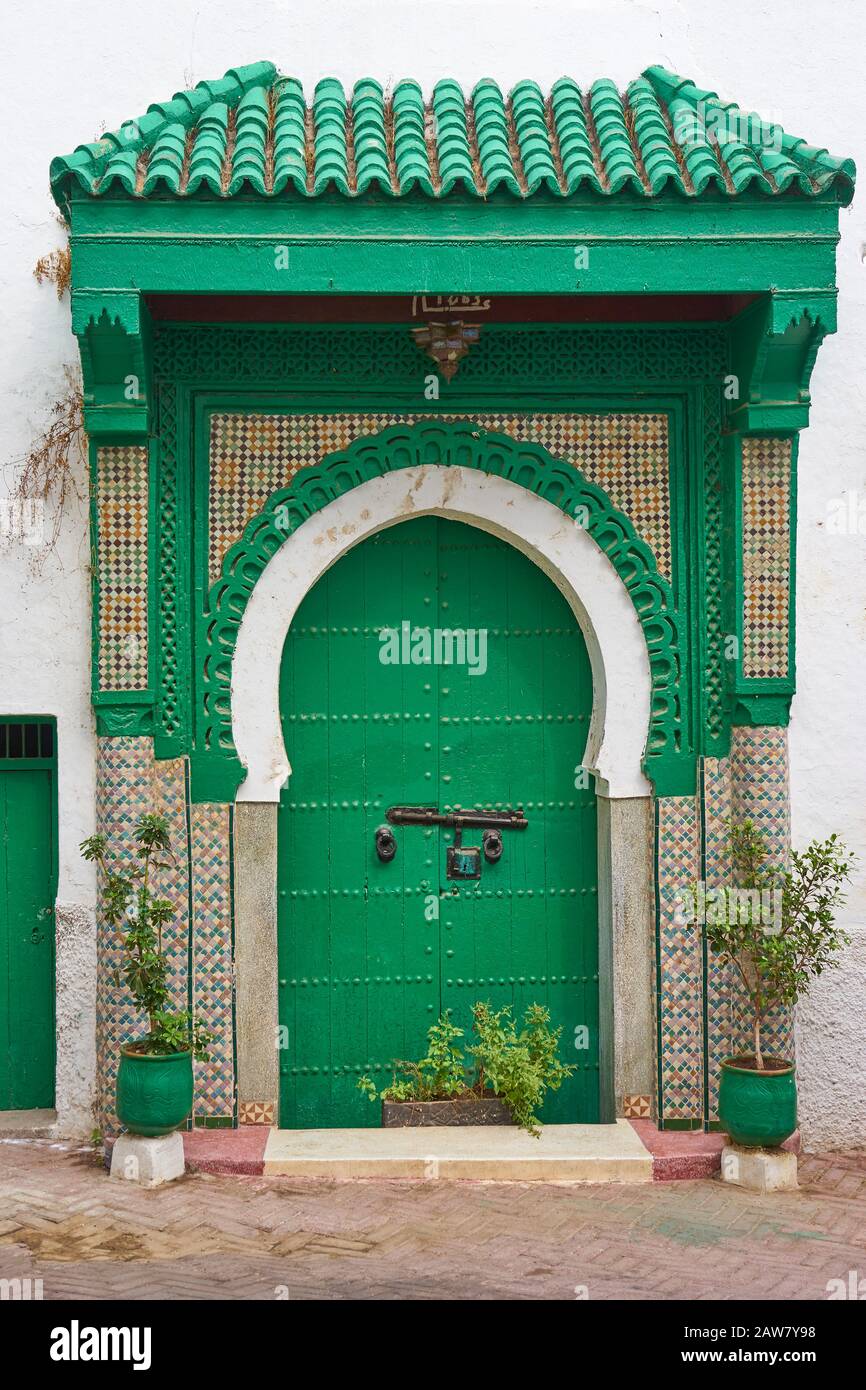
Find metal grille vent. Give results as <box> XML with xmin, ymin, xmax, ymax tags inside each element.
<box><xmin>0</xmin><ymin>721</ymin><xmax>54</xmax><ymax>760</ymax></box>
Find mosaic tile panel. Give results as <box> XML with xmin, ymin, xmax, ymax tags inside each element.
<box><xmin>190</xmin><ymin>803</ymin><xmax>235</xmax><ymax>1119</ymax></box>
<box><xmin>95</xmin><ymin>740</ymin><xmax>190</xmax><ymax>1135</ymax></box>
<box><xmin>151</xmin><ymin>757</ymin><xmax>190</xmax><ymax>1015</ymax></box>
<box><xmin>208</xmin><ymin>411</ymin><xmax>671</xmax><ymax>584</ymax></box>
<box><xmin>701</xmin><ymin>756</ymin><xmax>750</xmax><ymax>1119</ymax></box>
<box><xmin>730</xmin><ymin>725</ymin><xmax>793</xmax><ymax>1060</ymax></box>
<box><xmin>95</xmin><ymin>446</ymin><xmax>149</xmax><ymax>690</ymax></box>
<box><xmin>741</xmin><ymin>437</ymin><xmax>791</xmax><ymax>680</ymax></box>
<box><xmin>656</xmin><ymin>795</ymin><xmax>703</xmax><ymax>1120</ymax></box>
<box><xmin>95</xmin><ymin>739</ymin><xmax>236</xmax><ymax>1131</ymax></box>
<box><xmin>730</xmin><ymin>726</ymin><xmax>791</xmax><ymax>863</ymax></box>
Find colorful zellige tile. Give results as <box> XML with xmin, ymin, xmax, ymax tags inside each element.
<box><xmin>208</xmin><ymin>411</ymin><xmax>671</xmax><ymax>583</ymax></box>
<box><xmin>741</xmin><ymin>437</ymin><xmax>791</xmax><ymax>680</ymax></box>
<box><xmin>95</xmin><ymin>740</ymin><xmax>190</xmax><ymax>1134</ymax></box>
<box><xmin>95</xmin><ymin>446</ymin><xmax>149</xmax><ymax>690</ymax></box>
<box><xmin>656</xmin><ymin>795</ymin><xmax>703</xmax><ymax>1120</ymax></box>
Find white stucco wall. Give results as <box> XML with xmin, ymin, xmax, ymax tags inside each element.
<box><xmin>1</xmin><ymin>0</ymin><xmax>864</xmax><ymax>1143</ymax></box>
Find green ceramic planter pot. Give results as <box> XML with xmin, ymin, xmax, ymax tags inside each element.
<box><xmin>116</xmin><ymin>1047</ymin><xmax>193</xmax><ymax>1137</ymax></box>
<box><xmin>718</xmin><ymin>1056</ymin><xmax>797</xmax><ymax>1148</ymax></box>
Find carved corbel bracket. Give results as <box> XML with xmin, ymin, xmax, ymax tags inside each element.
<box><xmin>72</xmin><ymin>289</ymin><xmax>152</xmax><ymax>438</ymax></box>
<box><xmin>726</xmin><ymin>289</ymin><xmax>837</xmax><ymax>435</ymax></box>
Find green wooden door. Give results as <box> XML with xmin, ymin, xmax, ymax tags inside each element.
<box><xmin>0</xmin><ymin>723</ymin><xmax>57</xmax><ymax>1110</ymax></box>
<box><xmin>278</xmin><ymin>517</ymin><xmax>598</xmax><ymax>1128</ymax></box>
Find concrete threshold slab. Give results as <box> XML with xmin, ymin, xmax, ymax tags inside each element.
<box><xmin>262</xmin><ymin>1119</ymin><xmax>653</xmax><ymax>1182</ymax></box>
<box><xmin>0</xmin><ymin>1109</ymin><xmax>56</xmax><ymax>1138</ymax></box>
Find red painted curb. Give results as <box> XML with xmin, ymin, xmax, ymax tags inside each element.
<box><xmin>628</xmin><ymin>1118</ymin><xmax>802</xmax><ymax>1181</ymax></box>
<box><xmin>183</xmin><ymin>1127</ymin><xmax>268</xmax><ymax>1175</ymax></box>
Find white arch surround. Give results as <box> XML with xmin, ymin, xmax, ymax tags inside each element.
<box><xmin>231</xmin><ymin>465</ymin><xmax>653</xmax><ymax>803</ymax></box>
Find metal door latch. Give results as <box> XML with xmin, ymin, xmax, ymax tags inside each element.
<box><xmin>386</xmin><ymin>806</ymin><xmax>528</xmax><ymax>831</ymax></box>
<box><xmin>384</xmin><ymin>805</ymin><xmax>527</xmax><ymax>879</ymax></box>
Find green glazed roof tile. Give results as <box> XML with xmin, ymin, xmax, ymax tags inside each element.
<box><xmin>272</xmin><ymin>78</ymin><xmax>309</xmax><ymax>194</ymax></box>
<box><xmin>432</xmin><ymin>79</ymin><xmax>477</xmax><ymax>195</ymax></box>
<box><xmin>49</xmin><ymin>60</ymin><xmax>855</xmax><ymax>214</ymax></box>
<box><xmin>352</xmin><ymin>79</ymin><xmax>393</xmax><ymax>194</ymax></box>
<box><xmin>228</xmin><ymin>87</ymin><xmax>270</xmax><ymax>195</ymax></box>
<box><xmin>510</xmin><ymin>80</ymin><xmax>559</xmax><ymax>194</ymax></box>
<box><xmin>186</xmin><ymin>102</ymin><xmax>229</xmax><ymax>195</ymax></box>
<box><xmin>550</xmin><ymin>78</ymin><xmax>602</xmax><ymax>194</ymax></box>
<box><xmin>472</xmin><ymin>79</ymin><xmax>522</xmax><ymax>196</ymax></box>
<box><xmin>626</xmin><ymin>78</ymin><xmax>681</xmax><ymax>193</ymax></box>
<box><xmin>391</xmin><ymin>80</ymin><xmax>434</xmax><ymax>195</ymax></box>
<box><xmin>141</xmin><ymin>122</ymin><xmax>187</xmax><ymax>195</ymax></box>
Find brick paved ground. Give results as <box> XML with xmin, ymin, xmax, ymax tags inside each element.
<box><xmin>0</xmin><ymin>1140</ymin><xmax>864</xmax><ymax>1300</ymax></box>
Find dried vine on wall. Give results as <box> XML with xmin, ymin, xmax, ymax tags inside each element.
<box><xmin>9</xmin><ymin>366</ymin><xmax>87</xmax><ymax>567</ymax></box>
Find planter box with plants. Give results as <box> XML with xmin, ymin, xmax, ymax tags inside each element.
<box><xmin>82</xmin><ymin>814</ymin><xmax>211</xmax><ymax>1138</ymax></box>
<box><xmin>359</xmin><ymin>1001</ymin><xmax>574</xmax><ymax>1136</ymax></box>
<box><xmin>704</xmin><ymin>819</ymin><xmax>852</xmax><ymax>1150</ymax></box>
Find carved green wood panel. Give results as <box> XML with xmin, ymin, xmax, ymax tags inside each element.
<box><xmin>277</xmin><ymin>517</ymin><xmax>598</xmax><ymax>1128</ymax></box>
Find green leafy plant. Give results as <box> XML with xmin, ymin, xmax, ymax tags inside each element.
<box><xmin>359</xmin><ymin>1012</ymin><xmax>468</xmax><ymax>1105</ymax></box>
<box><xmin>81</xmin><ymin>813</ymin><xmax>211</xmax><ymax>1059</ymax></box>
<box><xmin>704</xmin><ymin>819</ymin><xmax>852</xmax><ymax>1070</ymax></box>
<box><xmin>468</xmin><ymin>1002</ymin><xmax>574</xmax><ymax>1136</ymax></box>
<box><xmin>358</xmin><ymin>1001</ymin><xmax>573</xmax><ymax>1135</ymax></box>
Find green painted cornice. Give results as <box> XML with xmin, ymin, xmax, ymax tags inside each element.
<box><xmin>731</xmin><ymin>692</ymin><xmax>792</xmax><ymax>727</ymax></box>
<box><xmin>726</xmin><ymin>290</ymin><xmax>836</xmax><ymax>434</ymax></box>
<box><xmin>73</xmin><ymin>291</ymin><xmax>153</xmax><ymax>437</ymax></box>
<box><xmin>92</xmin><ymin>690</ymin><xmax>155</xmax><ymax>736</ymax></box>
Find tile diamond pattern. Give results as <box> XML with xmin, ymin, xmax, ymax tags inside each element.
<box><xmin>702</xmin><ymin>756</ymin><xmax>750</xmax><ymax>1120</ymax></box>
<box><xmin>95</xmin><ymin>446</ymin><xmax>149</xmax><ymax>690</ymax></box>
<box><xmin>95</xmin><ymin>740</ymin><xmax>189</xmax><ymax>1135</ymax></box>
<box><xmin>741</xmin><ymin>437</ymin><xmax>791</xmax><ymax>680</ymax></box>
<box><xmin>190</xmin><ymin>803</ymin><xmax>235</xmax><ymax>1120</ymax></box>
<box><xmin>208</xmin><ymin>411</ymin><xmax>671</xmax><ymax>584</ymax></box>
<box><xmin>656</xmin><ymin>795</ymin><xmax>703</xmax><ymax>1121</ymax></box>
<box><xmin>95</xmin><ymin>740</ymin><xmax>235</xmax><ymax>1131</ymax></box>
<box><xmin>731</xmin><ymin>726</ymin><xmax>793</xmax><ymax>1061</ymax></box>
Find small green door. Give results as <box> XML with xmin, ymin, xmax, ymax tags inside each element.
<box><xmin>0</xmin><ymin>720</ymin><xmax>56</xmax><ymax>1110</ymax></box>
<box><xmin>278</xmin><ymin>518</ymin><xmax>598</xmax><ymax>1128</ymax></box>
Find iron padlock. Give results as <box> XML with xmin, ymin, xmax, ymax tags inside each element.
<box><xmin>446</xmin><ymin>843</ymin><xmax>481</xmax><ymax>880</ymax></box>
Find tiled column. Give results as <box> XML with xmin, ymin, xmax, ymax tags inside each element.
<box><xmin>655</xmin><ymin>795</ymin><xmax>703</xmax><ymax>1124</ymax></box>
<box><xmin>730</xmin><ymin>726</ymin><xmax>794</xmax><ymax>1062</ymax></box>
<box><xmin>95</xmin><ymin>445</ymin><xmax>149</xmax><ymax>692</ymax></box>
<box><xmin>94</xmin><ymin>740</ymin><xmax>189</xmax><ymax>1134</ymax></box>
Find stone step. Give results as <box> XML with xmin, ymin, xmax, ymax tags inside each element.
<box><xmin>261</xmin><ymin>1119</ymin><xmax>653</xmax><ymax>1182</ymax></box>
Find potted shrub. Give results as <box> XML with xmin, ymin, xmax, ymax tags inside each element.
<box><xmin>705</xmin><ymin>819</ymin><xmax>852</xmax><ymax>1149</ymax></box>
<box><xmin>358</xmin><ymin>1001</ymin><xmax>574</xmax><ymax>1136</ymax></box>
<box><xmin>81</xmin><ymin>813</ymin><xmax>211</xmax><ymax>1137</ymax></box>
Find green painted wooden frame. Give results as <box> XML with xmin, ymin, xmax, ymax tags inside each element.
<box><xmin>86</xmin><ymin>319</ymin><xmax>740</xmax><ymax>803</ymax></box>
<box><xmin>86</xmin><ymin>315</ymin><xmax>806</xmax><ymax>805</ymax></box>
